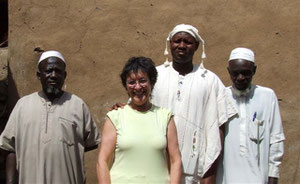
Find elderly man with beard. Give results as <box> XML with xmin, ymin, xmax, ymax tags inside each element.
<box><xmin>216</xmin><ymin>48</ymin><xmax>285</xmax><ymax>184</ymax></box>
<box><xmin>0</xmin><ymin>51</ymin><xmax>101</xmax><ymax>184</ymax></box>
<box><xmin>151</xmin><ymin>24</ymin><xmax>237</xmax><ymax>184</ymax></box>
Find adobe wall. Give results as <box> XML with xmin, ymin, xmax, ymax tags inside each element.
<box><xmin>7</xmin><ymin>0</ymin><xmax>300</xmax><ymax>183</ymax></box>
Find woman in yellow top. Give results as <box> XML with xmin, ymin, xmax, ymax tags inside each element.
<box><xmin>97</xmin><ymin>57</ymin><xmax>181</xmax><ymax>184</ymax></box>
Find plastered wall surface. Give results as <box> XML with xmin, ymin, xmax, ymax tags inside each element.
<box><xmin>8</xmin><ymin>0</ymin><xmax>300</xmax><ymax>183</ymax></box>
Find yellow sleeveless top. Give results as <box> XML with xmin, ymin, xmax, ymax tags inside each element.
<box><xmin>107</xmin><ymin>105</ymin><xmax>172</xmax><ymax>184</ymax></box>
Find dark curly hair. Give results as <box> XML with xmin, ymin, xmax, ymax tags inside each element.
<box><xmin>120</xmin><ymin>56</ymin><xmax>158</xmax><ymax>90</ymax></box>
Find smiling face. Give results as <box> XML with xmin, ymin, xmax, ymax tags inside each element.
<box><xmin>37</xmin><ymin>57</ymin><xmax>66</xmax><ymax>100</ymax></box>
<box><xmin>126</xmin><ymin>69</ymin><xmax>152</xmax><ymax>111</ymax></box>
<box><xmin>170</xmin><ymin>32</ymin><xmax>199</xmax><ymax>64</ymax></box>
<box><xmin>228</xmin><ymin>59</ymin><xmax>256</xmax><ymax>91</ymax></box>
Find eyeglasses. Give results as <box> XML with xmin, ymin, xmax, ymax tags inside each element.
<box><xmin>126</xmin><ymin>79</ymin><xmax>149</xmax><ymax>88</ymax></box>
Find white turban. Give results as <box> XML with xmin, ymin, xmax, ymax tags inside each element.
<box><xmin>229</xmin><ymin>47</ymin><xmax>255</xmax><ymax>63</ymax></box>
<box><xmin>38</xmin><ymin>50</ymin><xmax>65</xmax><ymax>65</ymax></box>
<box><xmin>164</xmin><ymin>24</ymin><xmax>206</xmax><ymax>68</ymax></box>
<box><xmin>167</xmin><ymin>24</ymin><xmax>203</xmax><ymax>43</ymax></box>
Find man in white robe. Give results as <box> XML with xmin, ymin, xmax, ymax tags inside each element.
<box><xmin>151</xmin><ymin>24</ymin><xmax>237</xmax><ymax>184</ymax></box>
<box><xmin>216</xmin><ymin>48</ymin><xmax>285</xmax><ymax>184</ymax></box>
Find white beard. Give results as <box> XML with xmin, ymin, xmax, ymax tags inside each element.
<box><xmin>232</xmin><ymin>84</ymin><xmax>252</xmax><ymax>97</ymax></box>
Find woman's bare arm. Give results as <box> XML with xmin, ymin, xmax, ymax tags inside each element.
<box><xmin>167</xmin><ymin>117</ymin><xmax>182</xmax><ymax>184</ymax></box>
<box><xmin>97</xmin><ymin>118</ymin><xmax>117</xmax><ymax>184</ymax></box>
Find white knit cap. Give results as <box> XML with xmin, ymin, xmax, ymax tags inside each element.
<box><xmin>38</xmin><ymin>50</ymin><xmax>65</xmax><ymax>65</ymax></box>
<box><xmin>164</xmin><ymin>24</ymin><xmax>206</xmax><ymax>68</ymax></box>
<box><xmin>229</xmin><ymin>48</ymin><xmax>255</xmax><ymax>63</ymax></box>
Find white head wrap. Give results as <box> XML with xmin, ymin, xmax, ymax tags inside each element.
<box><xmin>38</xmin><ymin>50</ymin><xmax>65</xmax><ymax>65</ymax></box>
<box><xmin>229</xmin><ymin>47</ymin><xmax>255</xmax><ymax>63</ymax></box>
<box><xmin>164</xmin><ymin>24</ymin><xmax>206</xmax><ymax>68</ymax></box>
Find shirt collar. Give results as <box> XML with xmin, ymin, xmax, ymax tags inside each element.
<box><xmin>38</xmin><ymin>90</ymin><xmax>65</xmax><ymax>104</ymax></box>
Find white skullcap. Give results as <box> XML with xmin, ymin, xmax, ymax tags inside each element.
<box><xmin>164</xmin><ymin>24</ymin><xmax>206</xmax><ymax>68</ymax></box>
<box><xmin>38</xmin><ymin>50</ymin><xmax>65</xmax><ymax>65</ymax></box>
<box><xmin>229</xmin><ymin>47</ymin><xmax>255</xmax><ymax>63</ymax></box>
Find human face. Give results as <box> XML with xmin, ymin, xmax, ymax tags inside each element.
<box><xmin>37</xmin><ymin>57</ymin><xmax>66</xmax><ymax>99</ymax></box>
<box><xmin>126</xmin><ymin>70</ymin><xmax>152</xmax><ymax>111</ymax></box>
<box><xmin>170</xmin><ymin>32</ymin><xmax>199</xmax><ymax>64</ymax></box>
<box><xmin>228</xmin><ymin>59</ymin><xmax>256</xmax><ymax>91</ymax></box>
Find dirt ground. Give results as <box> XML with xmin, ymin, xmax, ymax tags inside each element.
<box><xmin>7</xmin><ymin>0</ymin><xmax>300</xmax><ymax>183</ymax></box>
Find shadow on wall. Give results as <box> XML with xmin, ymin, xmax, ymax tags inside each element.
<box><xmin>0</xmin><ymin>78</ymin><xmax>8</xmax><ymax>134</ymax></box>
<box><xmin>7</xmin><ymin>66</ymin><xmax>19</xmax><ymax>115</ymax></box>
<box><xmin>0</xmin><ymin>1</ymin><xmax>18</xmax><ymax>182</ymax></box>
<box><xmin>0</xmin><ymin>0</ymin><xmax>8</xmax><ymax>48</ymax></box>
<box><xmin>0</xmin><ymin>78</ymin><xmax>8</xmax><ymax>182</ymax></box>
<box><xmin>0</xmin><ymin>65</ymin><xmax>20</xmax><ymax>183</ymax></box>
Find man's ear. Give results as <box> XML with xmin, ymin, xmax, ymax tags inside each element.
<box><xmin>253</xmin><ymin>65</ymin><xmax>257</xmax><ymax>75</ymax></box>
<box><xmin>36</xmin><ymin>71</ymin><xmax>41</xmax><ymax>80</ymax></box>
<box><xmin>64</xmin><ymin>71</ymin><xmax>67</xmax><ymax>80</ymax></box>
<box><xmin>195</xmin><ymin>42</ymin><xmax>199</xmax><ymax>51</ymax></box>
<box><xmin>227</xmin><ymin>67</ymin><xmax>231</xmax><ymax>74</ymax></box>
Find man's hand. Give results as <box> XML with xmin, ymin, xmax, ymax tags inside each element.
<box><xmin>200</xmin><ymin>175</ymin><xmax>215</xmax><ymax>184</ymax></box>
<box><xmin>200</xmin><ymin>125</ymin><xmax>225</xmax><ymax>184</ymax></box>
<box><xmin>268</xmin><ymin>177</ymin><xmax>278</xmax><ymax>184</ymax></box>
<box><xmin>108</xmin><ymin>103</ymin><xmax>126</xmax><ymax>111</ymax></box>
<box><xmin>6</xmin><ymin>152</ymin><xmax>18</xmax><ymax>184</ymax></box>
<box><xmin>200</xmin><ymin>160</ymin><xmax>217</xmax><ymax>184</ymax></box>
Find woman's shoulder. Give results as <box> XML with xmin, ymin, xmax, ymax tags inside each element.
<box><xmin>106</xmin><ymin>105</ymin><xmax>130</xmax><ymax>127</ymax></box>
<box><xmin>152</xmin><ymin>104</ymin><xmax>171</xmax><ymax>114</ymax></box>
<box><xmin>152</xmin><ymin>105</ymin><xmax>173</xmax><ymax>125</ymax></box>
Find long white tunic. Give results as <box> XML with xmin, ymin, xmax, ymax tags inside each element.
<box><xmin>217</xmin><ymin>85</ymin><xmax>285</xmax><ymax>184</ymax></box>
<box><xmin>152</xmin><ymin>63</ymin><xmax>237</xmax><ymax>177</ymax></box>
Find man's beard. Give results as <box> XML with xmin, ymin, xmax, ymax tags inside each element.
<box><xmin>45</xmin><ymin>85</ymin><xmax>61</xmax><ymax>96</ymax></box>
<box><xmin>232</xmin><ymin>84</ymin><xmax>252</xmax><ymax>97</ymax></box>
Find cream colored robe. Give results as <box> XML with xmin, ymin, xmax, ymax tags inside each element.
<box><xmin>0</xmin><ymin>91</ymin><xmax>101</xmax><ymax>184</ymax></box>
<box><xmin>152</xmin><ymin>63</ymin><xmax>237</xmax><ymax>177</ymax></box>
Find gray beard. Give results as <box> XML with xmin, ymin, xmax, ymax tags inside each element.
<box><xmin>232</xmin><ymin>84</ymin><xmax>252</xmax><ymax>97</ymax></box>
<box><xmin>46</xmin><ymin>85</ymin><xmax>61</xmax><ymax>96</ymax></box>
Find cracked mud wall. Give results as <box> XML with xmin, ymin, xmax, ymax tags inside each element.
<box><xmin>7</xmin><ymin>0</ymin><xmax>300</xmax><ymax>183</ymax></box>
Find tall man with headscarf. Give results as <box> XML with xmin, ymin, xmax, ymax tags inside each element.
<box><xmin>151</xmin><ymin>24</ymin><xmax>237</xmax><ymax>184</ymax></box>
<box><xmin>0</xmin><ymin>51</ymin><xmax>101</xmax><ymax>183</ymax></box>
<box><xmin>216</xmin><ymin>48</ymin><xmax>285</xmax><ymax>184</ymax></box>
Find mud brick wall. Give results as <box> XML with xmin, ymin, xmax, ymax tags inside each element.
<box><xmin>6</xmin><ymin>0</ymin><xmax>300</xmax><ymax>183</ymax></box>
